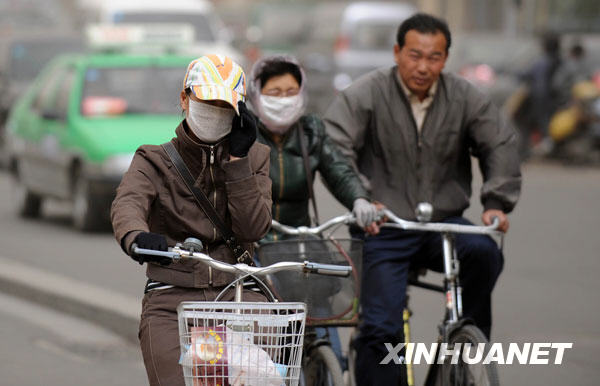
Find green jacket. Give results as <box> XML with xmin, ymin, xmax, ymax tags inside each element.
<box><xmin>256</xmin><ymin>114</ymin><xmax>368</xmax><ymax>241</ymax></box>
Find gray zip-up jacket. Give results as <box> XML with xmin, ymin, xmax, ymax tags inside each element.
<box><xmin>324</xmin><ymin>67</ymin><xmax>521</xmax><ymax>221</ymax></box>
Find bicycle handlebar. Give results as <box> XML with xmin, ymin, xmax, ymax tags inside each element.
<box><xmin>271</xmin><ymin>213</ymin><xmax>355</xmax><ymax>235</ymax></box>
<box><xmin>131</xmin><ymin>244</ymin><xmax>352</xmax><ymax>278</ymax></box>
<box><xmin>381</xmin><ymin>209</ymin><xmax>502</xmax><ymax>236</ymax></box>
<box><xmin>272</xmin><ymin>210</ymin><xmax>501</xmax><ymax>237</ymax></box>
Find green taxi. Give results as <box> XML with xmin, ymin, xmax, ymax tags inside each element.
<box><xmin>4</xmin><ymin>52</ymin><xmax>195</xmax><ymax>230</ymax></box>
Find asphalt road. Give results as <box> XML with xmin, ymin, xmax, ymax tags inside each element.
<box><xmin>0</xmin><ymin>160</ymin><xmax>599</xmax><ymax>385</ymax></box>
<box><xmin>0</xmin><ymin>292</ymin><xmax>145</xmax><ymax>385</ymax></box>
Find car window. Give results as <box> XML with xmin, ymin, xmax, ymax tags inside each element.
<box><xmin>54</xmin><ymin>68</ymin><xmax>77</xmax><ymax>120</ymax></box>
<box><xmin>32</xmin><ymin>66</ymin><xmax>67</xmax><ymax>114</ymax></box>
<box><xmin>350</xmin><ymin>21</ymin><xmax>397</xmax><ymax>51</ymax></box>
<box><xmin>113</xmin><ymin>12</ymin><xmax>215</xmax><ymax>42</ymax></box>
<box><xmin>81</xmin><ymin>66</ymin><xmax>183</xmax><ymax>116</ymax></box>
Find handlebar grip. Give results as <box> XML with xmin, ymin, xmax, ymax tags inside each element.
<box><xmin>304</xmin><ymin>262</ymin><xmax>352</xmax><ymax>277</ymax></box>
<box><xmin>130</xmin><ymin>244</ymin><xmax>179</xmax><ymax>260</ymax></box>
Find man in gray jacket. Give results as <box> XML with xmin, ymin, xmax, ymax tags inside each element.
<box><xmin>324</xmin><ymin>13</ymin><xmax>521</xmax><ymax>385</ymax></box>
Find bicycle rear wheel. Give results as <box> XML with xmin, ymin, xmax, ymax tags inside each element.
<box><xmin>438</xmin><ymin>324</ymin><xmax>500</xmax><ymax>386</ymax></box>
<box><xmin>301</xmin><ymin>344</ymin><xmax>344</xmax><ymax>386</ymax></box>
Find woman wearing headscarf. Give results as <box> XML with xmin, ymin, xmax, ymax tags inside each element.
<box><xmin>248</xmin><ymin>55</ymin><xmax>378</xmax><ymax>238</ymax></box>
<box><xmin>248</xmin><ymin>55</ymin><xmax>379</xmax><ymax>369</ymax></box>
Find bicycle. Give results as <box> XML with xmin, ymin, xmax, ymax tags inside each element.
<box><xmin>132</xmin><ymin>237</ymin><xmax>353</xmax><ymax>386</ymax></box>
<box><xmin>262</xmin><ymin>214</ymin><xmax>361</xmax><ymax>386</ymax></box>
<box><xmin>346</xmin><ymin>204</ymin><xmax>503</xmax><ymax>386</ymax></box>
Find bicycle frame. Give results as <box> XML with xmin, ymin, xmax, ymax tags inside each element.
<box><xmin>381</xmin><ymin>209</ymin><xmax>502</xmax><ymax>335</ymax></box>
<box><xmin>380</xmin><ymin>209</ymin><xmax>503</xmax><ymax>386</ymax></box>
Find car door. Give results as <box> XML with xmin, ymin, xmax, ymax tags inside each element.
<box><xmin>18</xmin><ymin>63</ymin><xmax>68</xmax><ymax>196</ymax></box>
<box><xmin>40</xmin><ymin>66</ymin><xmax>78</xmax><ymax>199</ymax></box>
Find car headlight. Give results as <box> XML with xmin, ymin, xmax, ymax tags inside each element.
<box><xmin>101</xmin><ymin>154</ymin><xmax>135</xmax><ymax>176</ymax></box>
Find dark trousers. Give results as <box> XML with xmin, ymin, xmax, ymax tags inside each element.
<box><xmin>139</xmin><ymin>286</ymin><xmax>266</xmax><ymax>386</ymax></box>
<box><xmin>352</xmin><ymin>217</ymin><xmax>504</xmax><ymax>386</ymax></box>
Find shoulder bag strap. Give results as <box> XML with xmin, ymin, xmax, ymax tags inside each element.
<box><xmin>297</xmin><ymin>125</ymin><xmax>320</xmax><ymax>226</ymax></box>
<box><xmin>162</xmin><ymin>142</ymin><xmax>252</xmax><ymax>265</ymax></box>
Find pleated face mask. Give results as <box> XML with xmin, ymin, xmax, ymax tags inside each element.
<box><xmin>258</xmin><ymin>94</ymin><xmax>305</xmax><ymax>134</ymax></box>
<box><xmin>186</xmin><ymin>99</ymin><xmax>235</xmax><ymax>143</ymax></box>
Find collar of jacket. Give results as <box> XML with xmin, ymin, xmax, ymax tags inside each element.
<box><xmin>256</xmin><ymin>117</ymin><xmax>302</xmax><ymax>149</ymax></box>
<box><xmin>374</xmin><ymin>67</ymin><xmax>452</xmax><ymax>177</ymax></box>
<box><xmin>387</xmin><ymin>66</ymin><xmax>451</xmax><ymax>139</ymax></box>
<box><xmin>172</xmin><ymin>119</ymin><xmax>230</xmax><ymax>174</ymax></box>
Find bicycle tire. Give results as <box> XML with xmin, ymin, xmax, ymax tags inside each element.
<box><xmin>437</xmin><ymin>324</ymin><xmax>500</xmax><ymax>386</ymax></box>
<box><xmin>302</xmin><ymin>344</ymin><xmax>344</xmax><ymax>386</ymax></box>
<box><xmin>346</xmin><ymin>329</ymin><xmax>359</xmax><ymax>386</ymax></box>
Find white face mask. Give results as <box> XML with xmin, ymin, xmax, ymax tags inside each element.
<box><xmin>186</xmin><ymin>99</ymin><xmax>235</xmax><ymax>143</ymax></box>
<box><xmin>258</xmin><ymin>94</ymin><xmax>305</xmax><ymax>134</ymax></box>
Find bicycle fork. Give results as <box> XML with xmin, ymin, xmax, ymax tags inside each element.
<box><xmin>442</xmin><ymin>233</ymin><xmax>462</xmax><ymax>328</ymax></box>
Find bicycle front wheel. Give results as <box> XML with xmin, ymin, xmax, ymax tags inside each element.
<box><xmin>301</xmin><ymin>345</ymin><xmax>344</xmax><ymax>386</ymax></box>
<box><xmin>438</xmin><ymin>324</ymin><xmax>500</xmax><ymax>386</ymax></box>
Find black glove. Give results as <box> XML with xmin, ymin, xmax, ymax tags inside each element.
<box><xmin>229</xmin><ymin>101</ymin><xmax>257</xmax><ymax>158</ymax></box>
<box><xmin>130</xmin><ymin>232</ymin><xmax>171</xmax><ymax>266</ymax></box>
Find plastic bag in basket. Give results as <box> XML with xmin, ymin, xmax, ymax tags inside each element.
<box><xmin>180</xmin><ymin>326</ymin><xmax>284</xmax><ymax>386</ymax></box>
<box><xmin>226</xmin><ymin>327</ymin><xmax>284</xmax><ymax>386</ymax></box>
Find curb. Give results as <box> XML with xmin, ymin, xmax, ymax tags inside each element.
<box><xmin>0</xmin><ymin>257</ymin><xmax>140</xmax><ymax>343</ymax></box>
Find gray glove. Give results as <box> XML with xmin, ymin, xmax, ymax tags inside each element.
<box><xmin>352</xmin><ymin>198</ymin><xmax>378</xmax><ymax>228</ymax></box>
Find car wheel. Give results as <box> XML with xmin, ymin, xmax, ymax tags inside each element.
<box><xmin>12</xmin><ymin>172</ymin><xmax>42</xmax><ymax>218</ymax></box>
<box><xmin>72</xmin><ymin>176</ymin><xmax>103</xmax><ymax>232</ymax></box>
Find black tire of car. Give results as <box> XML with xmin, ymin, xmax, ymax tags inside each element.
<box><xmin>302</xmin><ymin>344</ymin><xmax>344</xmax><ymax>386</ymax></box>
<box><xmin>12</xmin><ymin>170</ymin><xmax>42</xmax><ymax>218</ymax></box>
<box><xmin>72</xmin><ymin>175</ymin><xmax>103</xmax><ymax>232</ymax></box>
<box><xmin>437</xmin><ymin>324</ymin><xmax>500</xmax><ymax>386</ymax></box>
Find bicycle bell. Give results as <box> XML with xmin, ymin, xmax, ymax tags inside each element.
<box><xmin>183</xmin><ymin>237</ymin><xmax>204</xmax><ymax>253</ymax></box>
<box><xmin>415</xmin><ymin>202</ymin><xmax>433</xmax><ymax>222</ymax></box>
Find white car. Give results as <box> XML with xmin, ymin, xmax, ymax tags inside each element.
<box><xmin>85</xmin><ymin>0</ymin><xmax>245</xmax><ymax>66</ymax></box>
<box><xmin>333</xmin><ymin>2</ymin><xmax>416</xmax><ymax>91</ymax></box>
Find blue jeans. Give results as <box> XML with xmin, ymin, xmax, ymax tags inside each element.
<box><xmin>352</xmin><ymin>217</ymin><xmax>504</xmax><ymax>386</ymax></box>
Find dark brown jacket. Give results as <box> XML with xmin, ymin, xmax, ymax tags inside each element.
<box><xmin>111</xmin><ymin>121</ymin><xmax>272</xmax><ymax>288</ymax></box>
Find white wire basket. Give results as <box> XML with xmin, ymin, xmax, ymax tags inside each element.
<box><xmin>177</xmin><ymin>301</ymin><xmax>306</xmax><ymax>386</ymax></box>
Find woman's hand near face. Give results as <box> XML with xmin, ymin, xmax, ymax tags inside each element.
<box><xmin>229</xmin><ymin>101</ymin><xmax>257</xmax><ymax>159</ymax></box>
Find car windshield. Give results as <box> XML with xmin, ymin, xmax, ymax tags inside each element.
<box><xmin>113</xmin><ymin>13</ymin><xmax>215</xmax><ymax>42</ymax></box>
<box><xmin>81</xmin><ymin>67</ymin><xmax>183</xmax><ymax>116</ymax></box>
<box><xmin>350</xmin><ymin>21</ymin><xmax>397</xmax><ymax>51</ymax></box>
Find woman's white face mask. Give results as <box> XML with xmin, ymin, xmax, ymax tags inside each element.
<box><xmin>258</xmin><ymin>94</ymin><xmax>305</xmax><ymax>134</ymax></box>
<box><xmin>186</xmin><ymin>99</ymin><xmax>235</xmax><ymax>143</ymax></box>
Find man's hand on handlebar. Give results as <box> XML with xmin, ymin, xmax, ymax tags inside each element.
<box><xmin>359</xmin><ymin>201</ymin><xmax>387</xmax><ymax>236</ymax></box>
<box><xmin>482</xmin><ymin>209</ymin><xmax>509</xmax><ymax>233</ymax></box>
<box><xmin>130</xmin><ymin>232</ymin><xmax>172</xmax><ymax>265</ymax></box>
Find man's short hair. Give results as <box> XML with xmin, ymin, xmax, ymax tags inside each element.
<box><xmin>396</xmin><ymin>13</ymin><xmax>452</xmax><ymax>53</ymax></box>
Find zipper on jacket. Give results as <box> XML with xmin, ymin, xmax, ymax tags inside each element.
<box><xmin>209</xmin><ymin>145</ymin><xmax>217</xmax><ymax>242</ymax></box>
<box><xmin>276</xmin><ymin>143</ymin><xmax>284</xmax><ymax>220</ymax></box>
<box><xmin>206</xmin><ymin>244</ymin><xmax>213</xmax><ymax>286</ymax></box>
<box><xmin>277</xmin><ymin>142</ymin><xmax>284</xmax><ymax>200</ymax></box>
<box><xmin>273</xmin><ymin>142</ymin><xmax>285</xmax><ymax>241</ymax></box>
